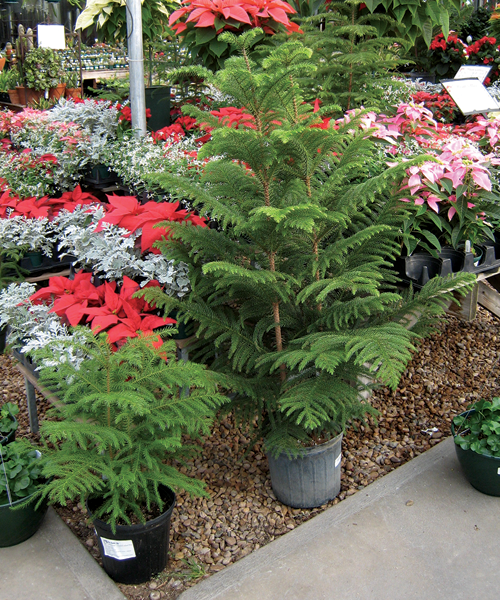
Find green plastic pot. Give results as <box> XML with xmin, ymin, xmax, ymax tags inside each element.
<box><xmin>0</xmin><ymin>491</ymin><xmax>48</xmax><ymax>547</ymax></box>
<box><xmin>26</xmin><ymin>252</ymin><xmax>43</xmax><ymax>268</ymax></box>
<box><xmin>452</xmin><ymin>410</ymin><xmax>500</xmax><ymax>496</ymax></box>
<box><xmin>168</xmin><ymin>311</ymin><xmax>195</xmax><ymax>340</ymax></box>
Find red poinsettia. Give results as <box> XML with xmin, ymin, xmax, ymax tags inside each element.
<box><xmin>0</xmin><ymin>185</ymin><xmax>101</xmax><ymax>220</ymax></box>
<box><xmin>169</xmin><ymin>0</ymin><xmax>300</xmax><ymax>35</ymax></box>
<box><xmin>29</xmin><ymin>273</ymin><xmax>176</xmax><ymax>347</ymax></box>
<box><xmin>47</xmin><ymin>185</ymin><xmax>102</xmax><ymax>215</ymax></box>
<box><xmin>30</xmin><ymin>271</ymin><xmax>103</xmax><ymax>326</ymax></box>
<box><xmin>95</xmin><ymin>196</ymin><xmax>207</xmax><ymax>254</ymax></box>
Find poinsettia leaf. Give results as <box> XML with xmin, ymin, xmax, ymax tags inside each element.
<box><xmin>209</xmin><ymin>40</ymin><xmax>229</xmax><ymax>58</ymax></box>
<box><xmin>196</xmin><ymin>27</ymin><xmax>217</xmax><ymax>44</ymax></box>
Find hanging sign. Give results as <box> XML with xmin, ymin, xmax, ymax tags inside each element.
<box><xmin>454</xmin><ymin>65</ymin><xmax>491</xmax><ymax>84</ymax></box>
<box><xmin>37</xmin><ymin>25</ymin><xmax>66</xmax><ymax>50</ymax></box>
<box><xmin>441</xmin><ymin>78</ymin><xmax>500</xmax><ymax>115</ymax></box>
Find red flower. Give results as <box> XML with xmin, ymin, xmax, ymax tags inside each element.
<box><xmin>30</xmin><ymin>272</ymin><xmax>102</xmax><ymax>326</ymax></box>
<box><xmin>169</xmin><ymin>0</ymin><xmax>301</xmax><ymax>36</ymax></box>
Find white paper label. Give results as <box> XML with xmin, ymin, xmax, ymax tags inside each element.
<box><xmin>335</xmin><ymin>454</ymin><xmax>341</xmax><ymax>468</ymax></box>
<box><xmin>100</xmin><ymin>537</ymin><xmax>136</xmax><ymax>560</ymax></box>
<box><xmin>497</xmin><ymin>467</ymin><xmax>500</xmax><ymax>476</ymax></box>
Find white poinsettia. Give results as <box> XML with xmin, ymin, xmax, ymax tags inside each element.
<box><xmin>76</xmin><ymin>0</ymin><xmax>173</xmax><ymax>33</ymax></box>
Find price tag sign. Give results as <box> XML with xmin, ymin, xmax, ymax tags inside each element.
<box><xmin>100</xmin><ymin>537</ymin><xmax>136</xmax><ymax>560</ymax></box>
<box><xmin>37</xmin><ymin>25</ymin><xmax>66</xmax><ymax>50</ymax></box>
<box><xmin>441</xmin><ymin>78</ymin><xmax>500</xmax><ymax>115</ymax></box>
<box><xmin>454</xmin><ymin>65</ymin><xmax>491</xmax><ymax>84</ymax></box>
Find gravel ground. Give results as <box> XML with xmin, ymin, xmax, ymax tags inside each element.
<box><xmin>2</xmin><ymin>307</ymin><xmax>500</xmax><ymax>600</ymax></box>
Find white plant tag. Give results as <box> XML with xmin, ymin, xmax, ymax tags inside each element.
<box><xmin>100</xmin><ymin>537</ymin><xmax>136</xmax><ymax>560</ymax></box>
<box><xmin>335</xmin><ymin>454</ymin><xmax>341</xmax><ymax>468</ymax></box>
<box><xmin>497</xmin><ymin>468</ymin><xmax>500</xmax><ymax>476</ymax></box>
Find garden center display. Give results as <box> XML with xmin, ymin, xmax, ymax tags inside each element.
<box><xmin>2</xmin><ymin>0</ymin><xmax>500</xmax><ymax>595</ymax></box>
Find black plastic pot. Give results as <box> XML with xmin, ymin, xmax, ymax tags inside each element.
<box><xmin>0</xmin><ymin>325</ymin><xmax>7</xmax><ymax>355</ymax></box>
<box><xmin>438</xmin><ymin>248</ymin><xmax>465</xmax><ymax>273</ymax></box>
<box><xmin>168</xmin><ymin>311</ymin><xmax>195</xmax><ymax>340</ymax></box>
<box><xmin>145</xmin><ymin>86</ymin><xmax>171</xmax><ymax>132</ymax></box>
<box><xmin>87</xmin><ymin>486</ymin><xmax>176</xmax><ymax>584</ymax></box>
<box><xmin>0</xmin><ymin>491</ymin><xmax>48</xmax><ymax>547</ymax></box>
<box><xmin>82</xmin><ymin>164</ymin><xmax>119</xmax><ymax>187</ymax></box>
<box><xmin>452</xmin><ymin>410</ymin><xmax>500</xmax><ymax>496</ymax></box>
<box><xmin>267</xmin><ymin>432</ymin><xmax>343</xmax><ymax>508</ymax></box>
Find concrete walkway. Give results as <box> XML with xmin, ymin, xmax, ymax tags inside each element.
<box><xmin>0</xmin><ymin>508</ymin><xmax>126</xmax><ymax>600</ymax></box>
<box><xmin>179</xmin><ymin>437</ymin><xmax>500</xmax><ymax>600</ymax></box>
<box><xmin>1</xmin><ymin>437</ymin><xmax>499</xmax><ymax>600</ymax></box>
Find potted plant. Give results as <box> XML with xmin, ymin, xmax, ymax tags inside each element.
<box><xmin>0</xmin><ymin>403</ymin><xmax>19</xmax><ymax>445</ymax></box>
<box><xmin>0</xmin><ymin>440</ymin><xmax>49</xmax><ymax>547</ymax></box>
<box><xmin>2</xmin><ymin>66</ymin><xmax>21</xmax><ymax>104</ymax></box>
<box><xmin>22</xmin><ymin>47</ymin><xmax>64</xmax><ymax>104</ymax></box>
<box><xmin>0</xmin><ymin>247</ymin><xmax>28</xmax><ymax>353</ymax></box>
<box><xmin>144</xmin><ymin>31</ymin><xmax>476</xmax><ymax>508</ymax></box>
<box><xmin>452</xmin><ymin>398</ymin><xmax>500</xmax><ymax>496</ymax></box>
<box><xmin>29</xmin><ymin>328</ymin><xmax>228</xmax><ymax>584</ymax></box>
<box><xmin>64</xmin><ymin>71</ymin><xmax>81</xmax><ymax>99</ymax></box>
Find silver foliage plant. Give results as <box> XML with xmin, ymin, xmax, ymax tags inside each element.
<box><xmin>0</xmin><ymin>282</ymin><xmax>88</xmax><ymax>370</ymax></box>
<box><xmin>55</xmin><ymin>207</ymin><xmax>191</xmax><ymax>296</ymax></box>
<box><xmin>0</xmin><ymin>216</ymin><xmax>54</xmax><ymax>256</ymax></box>
<box><xmin>46</xmin><ymin>99</ymin><xmax>121</xmax><ymax>165</ymax></box>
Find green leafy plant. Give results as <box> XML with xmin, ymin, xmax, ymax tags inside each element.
<box><xmin>23</xmin><ymin>48</ymin><xmax>65</xmax><ymax>91</ymax></box>
<box><xmin>75</xmin><ymin>0</ymin><xmax>176</xmax><ymax>45</ymax></box>
<box><xmin>0</xmin><ymin>248</ymin><xmax>28</xmax><ymax>291</ymax></box>
<box><xmin>64</xmin><ymin>70</ymin><xmax>80</xmax><ymax>89</ymax></box>
<box><xmin>461</xmin><ymin>6</ymin><xmax>491</xmax><ymax>42</ymax></box>
<box><xmin>0</xmin><ymin>403</ymin><xmax>19</xmax><ymax>439</ymax></box>
<box><xmin>30</xmin><ymin>328</ymin><xmax>228</xmax><ymax>531</ymax></box>
<box><xmin>144</xmin><ymin>30</ymin><xmax>476</xmax><ymax>457</ymax></box>
<box><xmin>453</xmin><ymin>398</ymin><xmax>500</xmax><ymax>458</ymax></box>
<box><xmin>0</xmin><ymin>67</ymin><xmax>20</xmax><ymax>92</ymax></box>
<box><xmin>301</xmin><ymin>0</ymin><xmax>409</xmax><ymax>111</ymax></box>
<box><xmin>362</xmin><ymin>0</ymin><xmax>462</xmax><ymax>48</ymax></box>
<box><xmin>0</xmin><ymin>441</ymin><xmax>44</xmax><ymax>505</ymax></box>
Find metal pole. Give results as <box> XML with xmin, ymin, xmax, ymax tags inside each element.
<box><xmin>126</xmin><ymin>0</ymin><xmax>147</xmax><ymax>137</ymax></box>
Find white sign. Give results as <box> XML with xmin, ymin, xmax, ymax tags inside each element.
<box><xmin>100</xmin><ymin>537</ymin><xmax>136</xmax><ymax>560</ymax></box>
<box><xmin>37</xmin><ymin>25</ymin><xmax>66</xmax><ymax>50</ymax></box>
<box><xmin>454</xmin><ymin>65</ymin><xmax>491</xmax><ymax>84</ymax></box>
<box><xmin>335</xmin><ymin>454</ymin><xmax>341</xmax><ymax>468</ymax></box>
<box><xmin>441</xmin><ymin>78</ymin><xmax>500</xmax><ymax>115</ymax></box>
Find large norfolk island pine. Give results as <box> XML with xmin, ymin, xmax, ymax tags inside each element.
<box><xmin>145</xmin><ymin>31</ymin><xmax>475</xmax><ymax>456</ymax></box>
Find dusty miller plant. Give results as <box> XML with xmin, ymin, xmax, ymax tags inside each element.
<box><xmin>0</xmin><ymin>216</ymin><xmax>54</xmax><ymax>257</ymax></box>
<box><xmin>57</xmin><ymin>216</ymin><xmax>191</xmax><ymax>294</ymax></box>
<box><xmin>0</xmin><ymin>282</ymin><xmax>87</xmax><ymax>369</ymax></box>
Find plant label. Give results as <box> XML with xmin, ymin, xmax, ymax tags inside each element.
<box><xmin>497</xmin><ymin>468</ymin><xmax>500</xmax><ymax>475</ymax></box>
<box><xmin>441</xmin><ymin>78</ymin><xmax>500</xmax><ymax>115</ymax></box>
<box><xmin>100</xmin><ymin>537</ymin><xmax>136</xmax><ymax>560</ymax></box>
<box><xmin>454</xmin><ymin>65</ymin><xmax>491</xmax><ymax>84</ymax></box>
<box><xmin>335</xmin><ymin>454</ymin><xmax>341</xmax><ymax>468</ymax></box>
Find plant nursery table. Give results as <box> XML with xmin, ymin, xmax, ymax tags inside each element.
<box><xmin>82</xmin><ymin>68</ymin><xmax>129</xmax><ymax>88</ymax></box>
<box><xmin>449</xmin><ymin>267</ymin><xmax>500</xmax><ymax>321</ymax></box>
